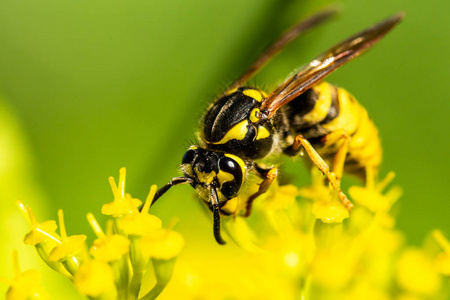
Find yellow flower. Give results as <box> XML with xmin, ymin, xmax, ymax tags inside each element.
<box><xmin>88</xmin><ymin>214</ymin><xmax>130</xmax><ymax>262</ymax></box>
<box><xmin>432</xmin><ymin>230</ymin><xmax>450</xmax><ymax>276</ymax></box>
<box><xmin>396</xmin><ymin>248</ymin><xmax>442</xmax><ymax>296</ymax></box>
<box><xmin>311</xmin><ymin>198</ymin><xmax>349</xmax><ymax>223</ymax></box>
<box><xmin>16</xmin><ymin>201</ymin><xmax>59</xmax><ymax>247</ymax></box>
<box><xmin>15</xmin><ymin>169</ymin><xmax>184</xmax><ymax>300</ymax></box>
<box><xmin>74</xmin><ymin>259</ymin><xmax>115</xmax><ymax>297</ymax></box>
<box><xmin>310</xmin><ymin>245</ymin><xmax>355</xmax><ymax>289</ymax></box>
<box><xmin>48</xmin><ymin>210</ymin><xmax>87</xmax><ymax>264</ymax></box>
<box><xmin>3</xmin><ymin>250</ymin><xmax>50</xmax><ymax>300</ymax></box>
<box><xmin>101</xmin><ymin>168</ymin><xmax>142</xmax><ymax>217</ymax></box>
<box><xmin>119</xmin><ymin>185</ymin><xmax>163</xmax><ymax>236</ymax></box>
<box><xmin>300</xmin><ymin>168</ymin><xmax>349</xmax><ymax>223</ymax></box>
<box><xmin>141</xmin><ymin>229</ymin><xmax>185</xmax><ymax>260</ymax></box>
<box><xmin>349</xmin><ymin>171</ymin><xmax>402</xmax><ymax>213</ymax></box>
<box><xmin>13</xmin><ymin>166</ymin><xmax>449</xmax><ymax>300</ymax></box>
<box><xmin>263</xmin><ymin>182</ymin><xmax>299</xmax><ymax>211</ymax></box>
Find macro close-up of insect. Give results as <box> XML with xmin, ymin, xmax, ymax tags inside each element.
<box><xmin>148</xmin><ymin>9</ymin><xmax>404</xmax><ymax>244</ymax></box>
<box><xmin>4</xmin><ymin>0</ymin><xmax>450</xmax><ymax>298</ymax></box>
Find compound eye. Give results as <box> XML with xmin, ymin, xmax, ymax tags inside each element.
<box><xmin>218</xmin><ymin>156</ymin><xmax>243</xmax><ymax>199</ymax></box>
<box><xmin>182</xmin><ymin>149</ymin><xmax>196</xmax><ymax>165</ymax></box>
<box><xmin>219</xmin><ymin>157</ymin><xmax>239</xmax><ymax>175</ymax></box>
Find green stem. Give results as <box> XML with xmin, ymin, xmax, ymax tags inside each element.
<box><xmin>35</xmin><ymin>243</ymin><xmax>72</xmax><ymax>277</ymax></box>
<box><xmin>139</xmin><ymin>258</ymin><xmax>176</xmax><ymax>300</ymax></box>
<box><xmin>300</xmin><ymin>275</ymin><xmax>312</xmax><ymax>300</ymax></box>
<box><xmin>61</xmin><ymin>256</ymin><xmax>80</xmax><ymax>276</ymax></box>
<box><xmin>128</xmin><ymin>236</ymin><xmax>147</xmax><ymax>300</ymax></box>
<box><xmin>111</xmin><ymin>255</ymin><xmax>130</xmax><ymax>299</ymax></box>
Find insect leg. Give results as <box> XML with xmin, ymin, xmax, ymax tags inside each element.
<box><xmin>291</xmin><ymin>135</ymin><xmax>353</xmax><ymax>210</ymax></box>
<box><xmin>320</xmin><ymin>129</ymin><xmax>351</xmax><ymax>185</ymax></box>
<box><xmin>244</xmin><ymin>166</ymin><xmax>278</xmax><ymax>217</ymax></box>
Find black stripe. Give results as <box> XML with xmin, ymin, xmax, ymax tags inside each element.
<box><xmin>321</xmin><ymin>85</ymin><xmax>340</xmax><ymax>124</ymax></box>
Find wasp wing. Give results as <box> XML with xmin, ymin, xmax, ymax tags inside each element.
<box><xmin>225</xmin><ymin>7</ymin><xmax>338</xmax><ymax>94</ymax></box>
<box><xmin>259</xmin><ymin>13</ymin><xmax>404</xmax><ymax>119</ymax></box>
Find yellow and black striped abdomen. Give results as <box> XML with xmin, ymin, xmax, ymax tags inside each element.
<box><xmin>282</xmin><ymin>82</ymin><xmax>382</xmax><ymax>177</ymax></box>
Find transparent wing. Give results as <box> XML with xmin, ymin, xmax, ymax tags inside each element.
<box><xmin>259</xmin><ymin>13</ymin><xmax>404</xmax><ymax>119</ymax></box>
<box><xmin>224</xmin><ymin>7</ymin><xmax>338</xmax><ymax>94</ymax></box>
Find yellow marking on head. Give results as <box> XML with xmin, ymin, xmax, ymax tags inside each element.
<box><xmin>249</xmin><ymin>108</ymin><xmax>260</xmax><ymax>123</ymax></box>
<box><xmin>189</xmin><ymin>145</ymin><xmax>198</xmax><ymax>150</ymax></box>
<box><xmin>194</xmin><ymin>169</ymin><xmax>217</xmax><ymax>185</ymax></box>
<box><xmin>256</xmin><ymin>126</ymin><xmax>270</xmax><ymax>140</ymax></box>
<box><xmin>243</xmin><ymin>89</ymin><xmax>264</xmax><ymax>102</ymax></box>
<box><xmin>226</xmin><ymin>87</ymin><xmax>238</xmax><ymax>95</ymax></box>
<box><xmin>211</xmin><ymin>120</ymin><xmax>248</xmax><ymax>145</ymax></box>
<box><xmin>217</xmin><ymin>170</ymin><xmax>234</xmax><ymax>185</ymax></box>
<box><xmin>196</xmin><ymin>182</ymin><xmax>229</xmax><ymax>203</ymax></box>
<box><xmin>224</xmin><ymin>154</ymin><xmax>246</xmax><ymax>173</ymax></box>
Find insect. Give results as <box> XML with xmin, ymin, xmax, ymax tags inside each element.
<box><xmin>149</xmin><ymin>9</ymin><xmax>403</xmax><ymax>244</ymax></box>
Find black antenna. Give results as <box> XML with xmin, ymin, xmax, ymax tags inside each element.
<box><xmin>144</xmin><ymin>177</ymin><xmax>193</xmax><ymax>209</ymax></box>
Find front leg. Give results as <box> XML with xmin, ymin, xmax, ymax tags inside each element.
<box><xmin>244</xmin><ymin>165</ymin><xmax>278</xmax><ymax>217</ymax></box>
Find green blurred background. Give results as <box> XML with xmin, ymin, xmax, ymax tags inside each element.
<box><xmin>0</xmin><ymin>0</ymin><xmax>449</xmax><ymax>297</ymax></box>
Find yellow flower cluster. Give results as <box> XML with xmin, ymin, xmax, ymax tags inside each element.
<box><xmin>208</xmin><ymin>167</ymin><xmax>449</xmax><ymax>300</ymax></box>
<box><xmin>6</xmin><ymin>167</ymin><xmax>450</xmax><ymax>299</ymax></box>
<box><xmin>10</xmin><ymin>168</ymin><xmax>184</xmax><ymax>300</ymax></box>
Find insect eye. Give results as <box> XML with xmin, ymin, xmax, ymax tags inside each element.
<box><xmin>219</xmin><ymin>157</ymin><xmax>239</xmax><ymax>174</ymax></box>
<box><xmin>218</xmin><ymin>156</ymin><xmax>243</xmax><ymax>199</ymax></box>
<box><xmin>182</xmin><ymin>149</ymin><xmax>196</xmax><ymax>165</ymax></box>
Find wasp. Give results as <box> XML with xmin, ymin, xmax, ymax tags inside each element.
<box><xmin>149</xmin><ymin>9</ymin><xmax>403</xmax><ymax>244</ymax></box>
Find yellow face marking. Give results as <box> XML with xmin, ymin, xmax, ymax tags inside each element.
<box><xmin>194</xmin><ymin>169</ymin><xmax>216</xmax><ymax>185</ymax></box>
<box><xmin>211</xmin><ymin>120</ymin><xmax>248</xmax><ymax>145</ymax></box>
<box><xmin>249</xmin><ymin>108</ymin><xmax>260</xmax><ymax>123</ymax></box>
<box><xmin>217</xmin><ymin>170</ymin><xmax>234</xmax><ymax>185</ymax></box>
<box><xmin>243</xmin><ymin>89</ymin><xmax>264</xmax><ymax>102</ymax></box>
<box><xmin>256</xmin><ymin>126</ymin><xmax>270</xmax><ymax>140</ymax></box>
